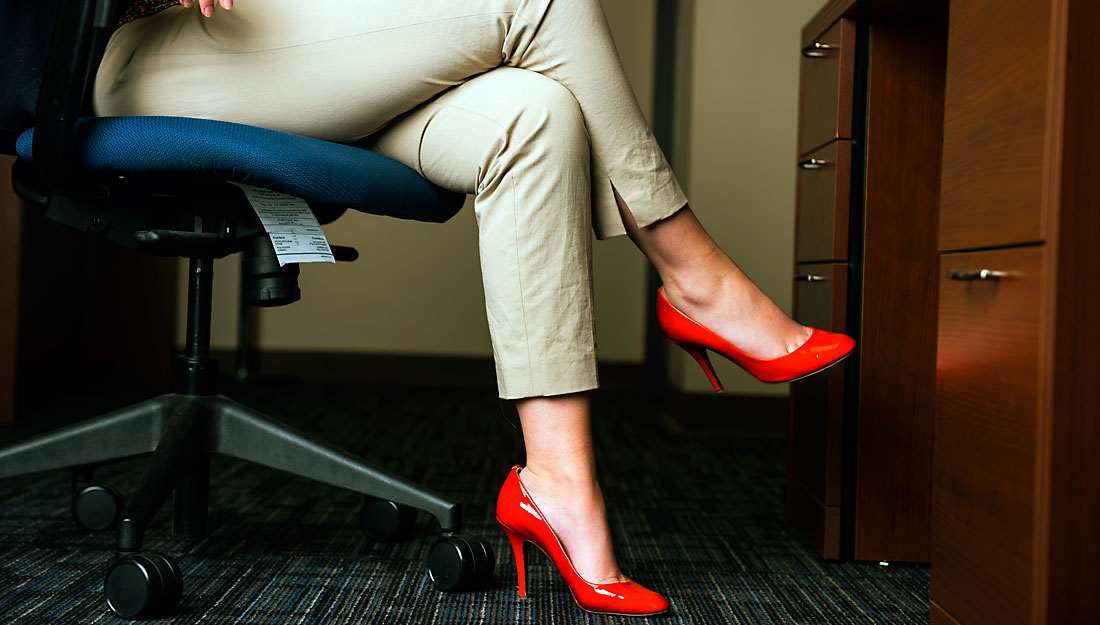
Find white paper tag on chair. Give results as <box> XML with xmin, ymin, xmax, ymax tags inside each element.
<box><xmin>232</xmin><ymin>183</ymin><xmax>336</xmax><ymax>266</ymax></box>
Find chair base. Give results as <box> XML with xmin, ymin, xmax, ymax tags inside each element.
<box><xmin>0</xmin><ymin>171</ymin><xmax>484</xmax><ymax>616</ymax></box>
<box><xmin>0</xmin><ymin>392</ymin><xmax>461</xmax><ymax>549</ymax></box>
<box><xmin>0</xmin><ymin>389</ymin><xmax>486</xmax><ymax>619</ymax></box>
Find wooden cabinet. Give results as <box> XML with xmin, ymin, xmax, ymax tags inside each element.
<box><xmin>795</xmin><ymin>141</ymin><xmax>851</xmax><ymax>263</ymax></box>
<box><xmin>788</xmin><ymin>0</ymin><xmax>1098</xmax><ymax>620</ymax></box>
<box><xmin>933</xmin><ymin>247</ymin><xmax>1044</xmax><ymax>625</ymax></box>
<box><xmin>930</xmin><ymin>1</ymin><xmax>1100</xmax><ymax>623</ymax></box>
<box><xmin>1</xmin><ymin>154</ymin><xmax>179</xmax><ymax>423</ymax></box>
<box><xmin>938</xmin><ymin>0</ymin><xmax>1051</xmax><ymax>252</ymax></box>
<box><xmin>789</xmin><ymin>263</ymin><xmax>848</xmax><ymax>556</ymax></box>
<box><xmin>0</xmin><ymin>156</ymin><xmax>20</xmax><ymax>424</ymax></box>
<box><xmin>798</xmin><ymin>18</ymin><xmax>856</xmax><ymax>154</ymax></box>
<box><xmin>788</xmin><ymin>0</ymin><xmax>947</xmax><ymax>562</ymax></box>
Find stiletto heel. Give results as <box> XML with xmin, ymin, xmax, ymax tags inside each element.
<box><xmin>676</xmin><ymin>342</ymin><xmax>723</xmax><ymax>392</ymax></box>
<box><xmin>495</xmin><ymin>466</ymin><xmax>670</xmax><ymax>616</ymax></box>
<box><xmin>502</xmin><ymin>525</ymin><xmax>527</xmax><ymax>597</ymax></box>
<box><xmin>656</xmin><ymin>287</ymin><xmax>856</xmax><ymax>385</ymax></box>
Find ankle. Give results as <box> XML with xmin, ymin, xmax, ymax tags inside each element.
<box><xmin>517</xmin><ymin>466</ymin><xmax>623</xmax><ymax>584</ymax></box>
<box><xmin>520</xmin><ymin>465</ymin><xmax>599</xmax><ymax>497</ymax></box>
<box><xmin>519</xmin><ymin>467</ymin><xmax>610</xmax><ymax>533</ymax></box>
<box><xmin>660</xmin><ymin>266</ymin><xmax>811</xmax><ymax>359</ymax></box>
<box><xmin>662</xmin><ymin>268</ymin><xmax>741</xmax><ymax>311</ymax></box>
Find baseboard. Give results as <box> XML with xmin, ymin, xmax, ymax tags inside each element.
<box><xmin>211</xmin><ymin>349</ymin><xmax>788</xmax><ymax>436</ymax></box>
<box><xmin>213</xmin><ymin>349</ymin><xmax>651</xmax><ymax>391</ymax></box>
<box><xmin>216</xmin><ymin>349</ymin><xmax>499</xmax><ymax>389</ymax></box>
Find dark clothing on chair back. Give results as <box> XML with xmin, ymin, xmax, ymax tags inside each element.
<box><xmin>1</xmin><ymin>0</ymin><xmax>61</xmax><ymax>155</ymax></box>
<box><xmin>0</xmin><ymin>0</ymin><xmax>170</xmax><ymax>155</ymax></box>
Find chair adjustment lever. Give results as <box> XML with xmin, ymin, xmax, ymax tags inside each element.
<box><xmin>133</xmin><ymin>230</ymin><xmax>227</xmax><ymax>249</ymax></box>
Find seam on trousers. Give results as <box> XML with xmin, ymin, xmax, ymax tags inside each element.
<box><xmin>505</xmin><ymin>9</ymin><xmax>545</xmax><ymax>68</ymax></box>
<box><xmin>513</xmin><ymin>0</ymin><xmax>552</xmax><ymax>43</ymax></box>
<box><xmin>508</xmin><ymin>173</ymin><xmax>537</xmax><ymax>394</ymax></box>
<box><xmin>130</xmin><ymin>12</ymin><xmax>519</xmax><ymax>57</ymax></box>
<box><xmin>506</xmin><ymin>15</ymin><xmax>632</xmax><ymax>239</ymax></box>
<box><xmin>99</xmin><ymin>23</ymin><xmax>143</xmax><ymax>57</ymax></box>
<box><xmin>588</xmin><ymin>149</ymin><xmax>625</xmax><ymax>236</ymax></box>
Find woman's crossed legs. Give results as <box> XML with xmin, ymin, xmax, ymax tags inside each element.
<box><xmin>94</xmin><ymin>0</ymin><xmax>810</xmax><ymax>593</ymax></box>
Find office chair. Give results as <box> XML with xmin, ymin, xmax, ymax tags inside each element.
<box><xmin>0</xmin><ymin>0</ymin><xmax>494</xmax><ymax>619</ymax></box>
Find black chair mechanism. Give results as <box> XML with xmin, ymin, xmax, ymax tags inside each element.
<box><xmin>0</xmin><ymin>0</ymin><xmax>493</xmax><ymax>619</ymax></box>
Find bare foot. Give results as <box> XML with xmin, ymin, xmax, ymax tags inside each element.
<box><xmin>661</xmin><ymin>265</ymin><xmax>811</xmax><ymax>360</ymax></box>
<box><xmin>517</xmin><ymin>467</ymin><xmax>626</xmax><ymax>585</ymax></box>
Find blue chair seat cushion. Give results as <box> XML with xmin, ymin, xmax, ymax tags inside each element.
<box><xmin>16</xmin><ymin>116</ymin><xmax>464</xmax><ymax>222</ymax></box>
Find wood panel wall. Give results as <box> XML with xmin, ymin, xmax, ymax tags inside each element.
<box><xmin>2</xmin><ymin>156</ymin><xmax>178</xmax><ymax>425</ymax></box>
<box><xmin>0</xmin><ymin>156</ymin><xmax>20</xmax><ymax>425</ymax></box>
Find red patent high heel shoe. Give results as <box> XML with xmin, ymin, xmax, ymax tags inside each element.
<box><xmin>495</xmin><ymin>466</ymin><xmax>670</xmax><ymax>616</ymax></box>
<box><xmin>656</xmin><ymin>286</ymin><xmax>855</xmax><ymax>390</ymax></box>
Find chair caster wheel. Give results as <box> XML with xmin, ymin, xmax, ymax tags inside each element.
<box><xmin>360</xmin><ymin>497</ymin><xmax>414</xmax><ymax>542</ymax></box>
<box><xmin>72</xmin><ymin>482</ymin><xmax>123</xmax><ymax>531</ymax></box>
<box><xmin>104</xmin><ymin>552</ymin><xmax>183</xmax><ymax>619</ymax></box>
<box><xmin>426</xmin><ymin>534</ymin><xmax>494</xmax><ymax>592</ymax></box>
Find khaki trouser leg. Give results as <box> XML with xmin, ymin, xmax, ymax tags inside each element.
<box><xmin>364</xmin><ymin>68</ymin><xmax>597</xmax><ymax>398</ymax></box>
<box><xmin>92</xmin><ymin>0</ymin><xmax>688</xmax><ymax>398</ymax></box>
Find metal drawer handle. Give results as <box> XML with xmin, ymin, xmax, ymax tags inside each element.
<box><xmin>948</xmin><ymin>269</ymin><xmax>1009</xmax><ymax>281</ymax></box>
<box><xmin>798</xmin><ymin>158</ymin><xmax>829</xmax><ymax>170</ymax></box>
<box><xmin>801</xmin><ymin>42</ymin><xmax>836</xmax><ymax>58</ymax></box>
<box><xmin>794</xmin><ymin>274</ymin><xmax>830</xmax><ymax>282</ymax></box>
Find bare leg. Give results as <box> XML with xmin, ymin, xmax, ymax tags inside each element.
<box><xmin>508</xmin><ymin>201</ymin><xmax>811</xmax><ymax>586</ymax></box>
<box><xmin>514</xmin><ymin>392</ymin><xmax>625</xmax><ymax>584</ymax></box>
<box><xmin>617</xmin><ymin>191</ymin><xmax>811</xmax><ymax>359</ymax></box>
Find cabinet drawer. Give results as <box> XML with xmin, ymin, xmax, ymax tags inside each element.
<box><xmin>792</xmin><ymin>262</ymin><xmax>848</xmax><ymax>332</ymax></box>
<box><xmin>799</xmin><ymin>18</ymin><xmax>856</xmax><ymax>155</ymax></box>
<box><xmin>932</xmin><ymin>245</ymin><xmax>1044</xmax><ymax>625</ymax></box>
<box><xmin>938</xmin><ymin>0</ymin><xmax>1051</xmax><ymax>251</ymax></box>
<box><xmin>796</xmin><ymin>141</ymin><xmax>851</xmax><ymax>263</ymax></box>
<box><xmin>790</xmin><ymin>263</ymin><xmax>848</xmax><ymax>510</ymax></box>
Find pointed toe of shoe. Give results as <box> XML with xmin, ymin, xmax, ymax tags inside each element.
<box><xmin>756</xmin><ymin>327</ymin><xmax>855</xmax><ymax>383</ymax></box>
<box><xmin>632</xmin><ymin>584</ymin><xmax>671</xmax><ymax>615</ymax></box>
<box><xmin>798</xmin><ymin>328</ymin><xmax>856</xmax><ymax>367</ymax></box>
<box><xmin>655</xmin><ymin>287</ymin><xmax>856</xmax><ymax>385</ymax></box>
<box><xmin>581</xmin><ymin>580</ymin><xmax>670</xmax><ymax>616</ymax></box>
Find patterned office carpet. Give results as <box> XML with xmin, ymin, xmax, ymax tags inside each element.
<box><xmin>0</xmin><ymin>382</ymin><xmax>929</xmax><ymax>624</ymax></box>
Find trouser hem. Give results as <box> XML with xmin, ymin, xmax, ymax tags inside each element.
<box><xmin>495</xmin><ymin>357</ymin><xmax>599</xmax><ymax>399</ymax></box>
<box><xmin>592</xmin><ymin>176</ymin><xmax>689</xmax><ymax>240</ymax></box>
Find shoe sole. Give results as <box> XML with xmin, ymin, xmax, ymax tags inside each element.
<box><xmin>776</xmin><ymin>349</ymin><xmax>854</xmax><ymax>384</ymax></box>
